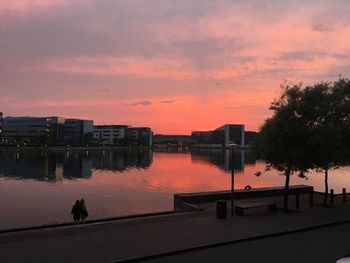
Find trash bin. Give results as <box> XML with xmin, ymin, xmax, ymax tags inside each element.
<box><xmin>216</xmin><ymin>200</ymin><xmax>227</xmax><ymax>219</ymax></box>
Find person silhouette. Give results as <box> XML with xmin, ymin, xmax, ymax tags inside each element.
<box><xmin>80</xmin><ymin>199</ymin><xmax>89</xmax><ymax>223</ymax></box>
<box><xmin>71</xmin><ymin>200</ymin><xmax>81</xmax><ymax>224</ymax></box>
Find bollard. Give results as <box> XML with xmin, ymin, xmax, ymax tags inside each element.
<box><xmin>295</xmin><ymin>193</ymin><xmax>300</xmax><ymax>209</ymax></box>
<box><xmin>216</xmin><ymin>200</ymin><xmax>227</xmax><ymax>219</ymax></box>
<box><xmin>330</xmin><ymin>189</ymin><xmax>334</xmax><ymax>205</ymax></box>
<box><xmin>309</xmin><ymin>191</ymin><xmax>313</xmax><ymax>207</ymax></box>
<box><xmin>343</xmin><ymin>188</ymin><xmax>347</xmax><ymax>203</ymax></box>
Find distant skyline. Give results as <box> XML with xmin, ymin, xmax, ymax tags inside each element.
<box><xmin>1</xmin><ymin>1</ymin><xmax>350</xmax><ymax>134</ymax></box>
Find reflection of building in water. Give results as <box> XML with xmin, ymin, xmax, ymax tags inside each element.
<box><xmin>63</xmin><ymin>152</ymin><xmax>93</xmax><ymax>179</ymax></box>
<box><xmin>0</xmin><ymin>152</ymin><xmax>57</xmax><ymax>181</ymax></box>
<box><xmin>222</xmin><ymin>149</ymin><xmax>245</xmax><ymax>172</ymax></box>
<box><xmin>137</xmin><ymin>149</ymin><xmax>153</xmax><ymax>168</ymax></box>
<box><xmin>0</xmin><ymin>149</ymin><xmax>152</xmax><ymax>181</ymax></box>
<box><xmin>191</xmin><ymin>149</ymin><xmax>254</xmax><ymax>172</ymax></box>
<box><xmin>90</xmin><ymin>149</ymin><xmax>153</xmax><ymax>171</ymax></box>
<box><xmin>55</xmin><ymin>164</ymin><xmax>64</xmax><ymax>181</ymax></box>
<box><xmin>244</xmin><ymin>150</ymin><xmax>256</xmax><ymax>165</ymax></box>
<box><xmin>0</xmin><ymin>152</ymin><xmax>92</xmax><ymax>181</ymax></box>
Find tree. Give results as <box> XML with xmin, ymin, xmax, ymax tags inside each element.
<box><xmin>255</xmin><ymin>83</ymin><xmax>311</xmax><ymax>211</ymax></box>
<box><xmin>299</xmin><ymin>82</ymin><xmax>335</xmax><ymax>206</ymax></box>
<box><xmin>300</xmin><ymin>79</ymin><xmax>350</xmax><ymax>206</ymax></box>
<box><xmin>256</xmin><ymin>79</ymin><xmax>350</xmax><ymax>209</ymax></box>
<box><xmin>331</xmin><ymin>79</ymin><xmax>350</xmax><ymax>162</ymax></box>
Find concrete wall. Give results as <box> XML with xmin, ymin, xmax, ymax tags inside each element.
<box><xmin>174</xmin><ymin>185</ymin><xmax>314</xmax><ymax>212</ymax></box>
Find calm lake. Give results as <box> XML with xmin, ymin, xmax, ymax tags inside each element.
<box><xmin>0</xmin><ymin>148</ymin><xmax>349</xmax><ymax>230</ymax></box>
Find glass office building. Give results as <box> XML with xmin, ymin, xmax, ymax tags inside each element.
<box><xmin>63</xmin><ymin>119</ymin><xmax>94</xmax><ymax>145</ymax></box>
<box><xmin>215</xmin><ymin>124</ymin><xmax>245</xmax><ymax>147</ymax></box>
<box><xmin>1</xmin><ymin>116</ymin><xmax>65</xmax><ymax>146</ymax></box>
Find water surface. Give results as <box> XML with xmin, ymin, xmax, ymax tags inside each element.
<box><xmin>0</xmin><ymin>149</ymin><xmax>349</xmax><ymax>230</ymax></box>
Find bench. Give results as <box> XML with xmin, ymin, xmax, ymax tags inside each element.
<box><xmin>235</xmin><ymin>202</ymin><xmax>277</xmax><ymax>216</ymax></box>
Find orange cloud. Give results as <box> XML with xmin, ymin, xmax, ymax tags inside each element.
<box><xmin>23</xmin><ymin>53</ymin><xmax>343</xmax><ymax>81</ymax></box>
<box><xmin>3</xmin><ymin>1</ymin><xmax>350</xmax><ymax>134</ymax></box>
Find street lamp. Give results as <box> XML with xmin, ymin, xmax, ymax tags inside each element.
<box><xmin>229</xmin><ymin>144</ymin><xmax>238</xmax><ymax>217</ymax></box>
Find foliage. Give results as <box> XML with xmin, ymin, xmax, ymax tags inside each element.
<box><xmin>255</xmin><ymin>78</ymin><xmax>350</xmax><ymax>209</ymax></box>
<box><xmin>300</xmin><ymin>79</ymin><xmax>350</xmax><ymax>205</ymax></box>
<box><xmin>255</xmin><ymin>83</ymin><xmax>311</xmax><ymax>210</ymax></box>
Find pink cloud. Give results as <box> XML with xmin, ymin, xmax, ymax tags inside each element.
<box><xmin>22</xmin><ymin>48</ymin><xmax>350</xmax><ymax>82</ymax></box>
<box><xmin>2</xmin><ymin>1</ymin><xmax>350</xmax><ymax>134</ymax></box>
<box><xmin>25</xmin><ymin>57</ymin><xmax>197</xmax><ymax>80</ymax></box>
<box><xmin>0</xmin><ymin>0</ymin><xmax>84</xmax><ymax>12</ymax></box>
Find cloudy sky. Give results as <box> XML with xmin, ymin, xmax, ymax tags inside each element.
<box><xmin>1</xmin><ymin>0</ymin><xmax>350</xmax><ymax>134</ymax></box>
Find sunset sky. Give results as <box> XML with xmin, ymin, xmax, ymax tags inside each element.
<box><xmin>1</xmin><ymin>0</ymin><xmax>350</xmax><ymax>134</ymax></box>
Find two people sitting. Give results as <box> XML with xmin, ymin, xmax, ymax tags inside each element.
<box><xmin>71</xmin><ymin>199</ymin><xmax>89</xmax><ymax>224</ymax></box>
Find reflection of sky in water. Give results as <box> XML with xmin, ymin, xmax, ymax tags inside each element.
<box><xmin>0</xmin><ymin>150</ymin><xmax>349</xmax><ymax>230</ymax></box>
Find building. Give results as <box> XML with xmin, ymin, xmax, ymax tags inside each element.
<box><xmin>245</xmin><ymin>131</ymin><xmax>258</xmax><ymax>146</ymax></box>
<box><xmin>215</xmin><ymin>124</ymin><xmax>245</xmax><ymax>147</ymax></box>
<box><xmin>0</xmin><ymin>114</ymin><xmax>93</xmax><ymax>146</ymax></box>
<box><xmin>152</xmin><ymin>134</ymin><xmax>195</xmax><ymax>145</ymax></box>
<box><xmin>191</xmin><ymin>124</ymin><xmax>245</xmax><ymax>148</ymax></box>
<box><xmin>191</xmin><ymin>130</ymin><xmax>225</xmax><ymax>147</ymax></box>
<box><xmin>1</xmin><ymin>116</ymin><xmax>65</xmax><ymax>146</ymax></box>
<box><xmin>93</xmin><ymin>125</ymin><xmax>128</xmax><ymax>145</ymax></box>
<box><xmin>126</xmin><ymin>127</ymin><xmax>153</xmax><ymax>146</ymax></box>
<box><xmin>94</xmin><ymin>126</ymin><xmax>153</xmax><ymax>146</ymax></box>
<box><xmin>0</xmin><ymin>112</ymin><xmax>3</xmax><ymax>139</ymax></box>
<box><xmin>0</xmin><ymin>112</ymin><xmax>153</xmax><ymax>147</ymax></box>
<box><xmin>63</xmin><ymin>119</ymin><xmax>94</xmax><ymax>145</ymax></box>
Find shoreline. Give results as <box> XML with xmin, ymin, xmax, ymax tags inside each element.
<box><xmin>0</xmin><ymin>145</ymin><xmax>152</xmax><ymax>152</ymax></box>
<box><xmin>0</xmin><ymin>145</ymin><xmax>250</xmax><ymax>152</ymax></box>
<box><xmin>0</xmin><ymin>210</ymin><xmax>176</xmax><ymax>234</ymax></box>
<box><xmin>2</xmin><ymin>191</ymin><xmax>350</xmax><ymax>263</ymax></box>
<box><xmin>1</xmin><ymin>187</ymin><xmax>332</xmax><ymax>234</ymax></box>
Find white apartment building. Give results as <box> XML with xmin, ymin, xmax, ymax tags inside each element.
<box><xmin>93</xmin><ymin>125</ymin><xmax>128</xmax><ymax>145</ymax></box>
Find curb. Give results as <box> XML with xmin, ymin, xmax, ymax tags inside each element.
<box><xmin>0</xmin><ymin>211</ymin><xmax>176</xmax><ymax>234</ymax></box>
<box><xmin>111</xmin><ymin>217</ymin><xmax>350</xmax><ymax>263</ymax></box>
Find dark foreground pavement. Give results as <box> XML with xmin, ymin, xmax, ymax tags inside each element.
<box><xmin>1</xmin><ymin>194</ymin><xmax>350</xmax><ymax>263</ymax></box>
<box><xmin>146</xmin><ymin>222</ymin><xmax>350</xmax><ymax>263</ymax></box>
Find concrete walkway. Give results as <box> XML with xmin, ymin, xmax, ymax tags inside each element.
<box><xmin>147</xmin><ymin>223</ymin><xmax>350</xmax><ymax>263</ymax></box>
<box><xmin>1</xmin><ymin>194</ymin><xmax>350</xmax><ymax>263</ymax></box>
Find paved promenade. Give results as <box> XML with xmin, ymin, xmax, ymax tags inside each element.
<box><xmin>149</xmin><ymin>222</ymin><xmax>350</xmax><ymax>263</ymax></box>
<box><xmin>1</xmin><ymin>194</ymin><xmax>350</xmax><ymax>263</ymax></box>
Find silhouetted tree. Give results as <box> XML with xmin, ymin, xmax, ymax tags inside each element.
<box><xmin>331</xmin><ymin>79</ymin><xmax>350</xmax><ymax>161</ymax></box>
<box><xmin>301</xmin><ymin>79</ymin><xmax>350</xmax><ymax>205</ymax></box>
<box><xmin>255</xmin><ymin>83</ymin><xmax>311</xmax><ymax>211</ymax></box>
<box><xmin>256</xmin><ymin>79</ymin><xmax>350</xmax><ymax>209</ymax></box>
<box><xmin>300</xmin><ymin>82</ymin><xmax>337</xmax><ymax>205</ymax></box>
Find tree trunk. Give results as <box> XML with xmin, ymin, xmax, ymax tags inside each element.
<box><xmin>324</xmin><ymin>168</ymin><xmax>329</xmax><ymax>207</ymax></box>
<box><xmin>284</xmin><ymin>167</ymin><xmax>291</xmax><ymax>212</ymax></box>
